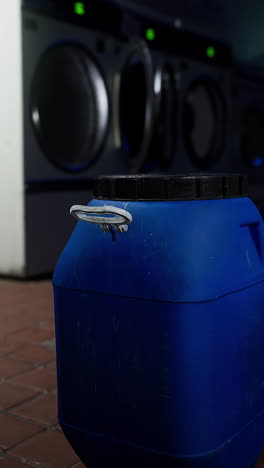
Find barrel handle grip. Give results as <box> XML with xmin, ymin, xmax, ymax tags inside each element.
<box><xmin>70</xmin><ymin>205</ymin><xmax>133</xmax><ymax>233</ymax></box>
<box><xmin>240</xmin><ymin>219</ymin><xmax>264</xmax><ymax>263</ymax></box>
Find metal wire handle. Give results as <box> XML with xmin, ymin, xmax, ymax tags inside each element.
<box><xmin>70</xmin><ymin>205</ymin><xmax>133</xmax><ymax>233</ymax></box>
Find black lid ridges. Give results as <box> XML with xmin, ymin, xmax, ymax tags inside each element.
<box><xmin>94</xmin><ymin>174</ymin><xmax>248</xmax><ymax>201</ymax></box>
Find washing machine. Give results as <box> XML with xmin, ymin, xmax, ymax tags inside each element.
<box><xmin>113</xmin><ymin>0</ymin><xmax>233</xmax><ymax>176</ymax></box>
<box><xmin>0</xmin><ymin>0</ymin><xmax>233</xmax><ymax>276</ymax></box>
<box><xmin>23</xmin><ymin>0</ymin><xmax>234</xmax><ymax>182</ymax></box>
<box><xmin>0</xmin><ymin>0</ymin><xmax>153</xmax><ymax>277</ymax></box>
<box><xmin>143</xmin><ymin>51</ymin><xmax>233</xmax><ymax>174</ymax></box>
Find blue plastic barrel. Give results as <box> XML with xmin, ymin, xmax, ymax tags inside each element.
<box><xmin>53</xmin><ymin>174</ymin><xmax>264</xmax><ymax>467</ymax></box>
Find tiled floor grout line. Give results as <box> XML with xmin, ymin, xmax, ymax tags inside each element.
<box><xmin>0</xmin><ymin>362</ymin><xmax>47</xmax><ymax>381</ymax></box>
<box><xmin>1</xmin><ymin>452</ymin><xmax>47</xmax><ymax>467</ymax></box>
<box><xmin>0</xmin><ymin>385</ymin><xmax>57</xmax><ymax>396</ymax></box>
<box><xmin>0</xmin><ymin>362</ymin><xmax>41</xmax><ymax>369</ymax></box>
<box><xmin>0</xmin><ymin>409</ymin><xmax>58</xmax><ymax>429</ymax></box>
<box><xmin>2</xmin><ymin>424</ymin><xmax>64</xmax><ymax>456</ymax></box>
<box><xmin>2</xmin><ymin>427</ymin><xmax>48</xmax><ymax>453</ymax></box>
<box><xmin>0</xmin><ymin>378</ymin><xmax>53</xmax><ymax>391</ymax></box>
<box><xmin>2</xmin><ymin>384</ymin><xmax>56</xmax><ymax>393</ymax></box>
<box><xmin>2</xmin><ymin>333</ymin><xmax>55</xmax><ymax>345</ymax></box>
<box><xmin>3</xmin><ymin>359</ymin><xmax>54</xmax><ymax>368</ymax></box>
<box><xmin>3</xmin><ymin>391</ymin><xmax>46</xmax><ymax>411</ymax></box>
<box><xmin>2</xmin><ymin>426</ymin><xmax>79</xmax><ymax>467</ymax></box>
<box><xmin>5</xmin><ymin>361</ymin><xmax>55</xmax><ymax>372</ymax></box>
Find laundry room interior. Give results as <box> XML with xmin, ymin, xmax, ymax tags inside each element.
<box><xmin>0</xmin><ymin>0</ymin><xmax>264</xmax><ymax>278</ymax></box>
<box><xmin>1</xmin><ymin>0</ymin><xmax>264</xmax><ymax>467</ymax></box>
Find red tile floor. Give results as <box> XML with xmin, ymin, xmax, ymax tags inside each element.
<box><xmin>0</xmin><ymin>279</ymin><xmax>264</xmax><ymax>468</ymax></box>
<box><xmin>0</xmin><ymin>280</ymin><xmax>85</xmax><ymax>468</ymax></box>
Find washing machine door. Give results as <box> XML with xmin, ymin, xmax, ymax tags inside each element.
<box><xmin>118</xmin><ymin>40</ymin><xmax>155</xmax><ymax>173</ymax></box>
<box><xmin>183</xmin><ymin>77</ymin><xmax>227</xmax><ymax>169</ymax></box>
<box><xmin>30</xmin><ymin>43</ymin><xmax>109</xmax><ymax>172</ymax></box>
<box><xmin>143</xmin><ymin>65</ymin><xmax>177</xmax><ymax>172</ymax></box>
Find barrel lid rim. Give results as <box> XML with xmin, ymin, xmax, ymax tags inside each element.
<box><xmin>94</xmin><ymin>173</ymin><xmax>248</xmax><ymax>201</ymax></box>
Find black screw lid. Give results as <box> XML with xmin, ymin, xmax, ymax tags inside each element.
<box><xmin>94</xmin><ymin>174</ymin><xmax>248</xmax><ymax>201</ymax></box>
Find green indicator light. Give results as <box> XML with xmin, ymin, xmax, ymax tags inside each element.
<box><xmin>206</xmin><ymin>46</ymin><xmax>216</xmax><ymax>58</ymax></box>
<box><xmin>146</xmin><ymin>28</ymin><xmax>156</xmax><ymax>41</ymax></box>
<box><xmin>74</xmin><ymin>2</ymin><xmax>86</xmax><ymax>15</ymax></box>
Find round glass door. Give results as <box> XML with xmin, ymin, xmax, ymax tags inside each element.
<box><xmin>183</xmin><ymin>78</ymin><xmax>227</xmax><ymax>168</ymax></box>
<box><xmin>118</xmin><ymin>40</ymin><xmax>154</xmax><ymax>172</ymax></box>
<box><xmin>31</xmin><ymin>43</ymin><xmax>109</xmax><ymax>172</ymax></box>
